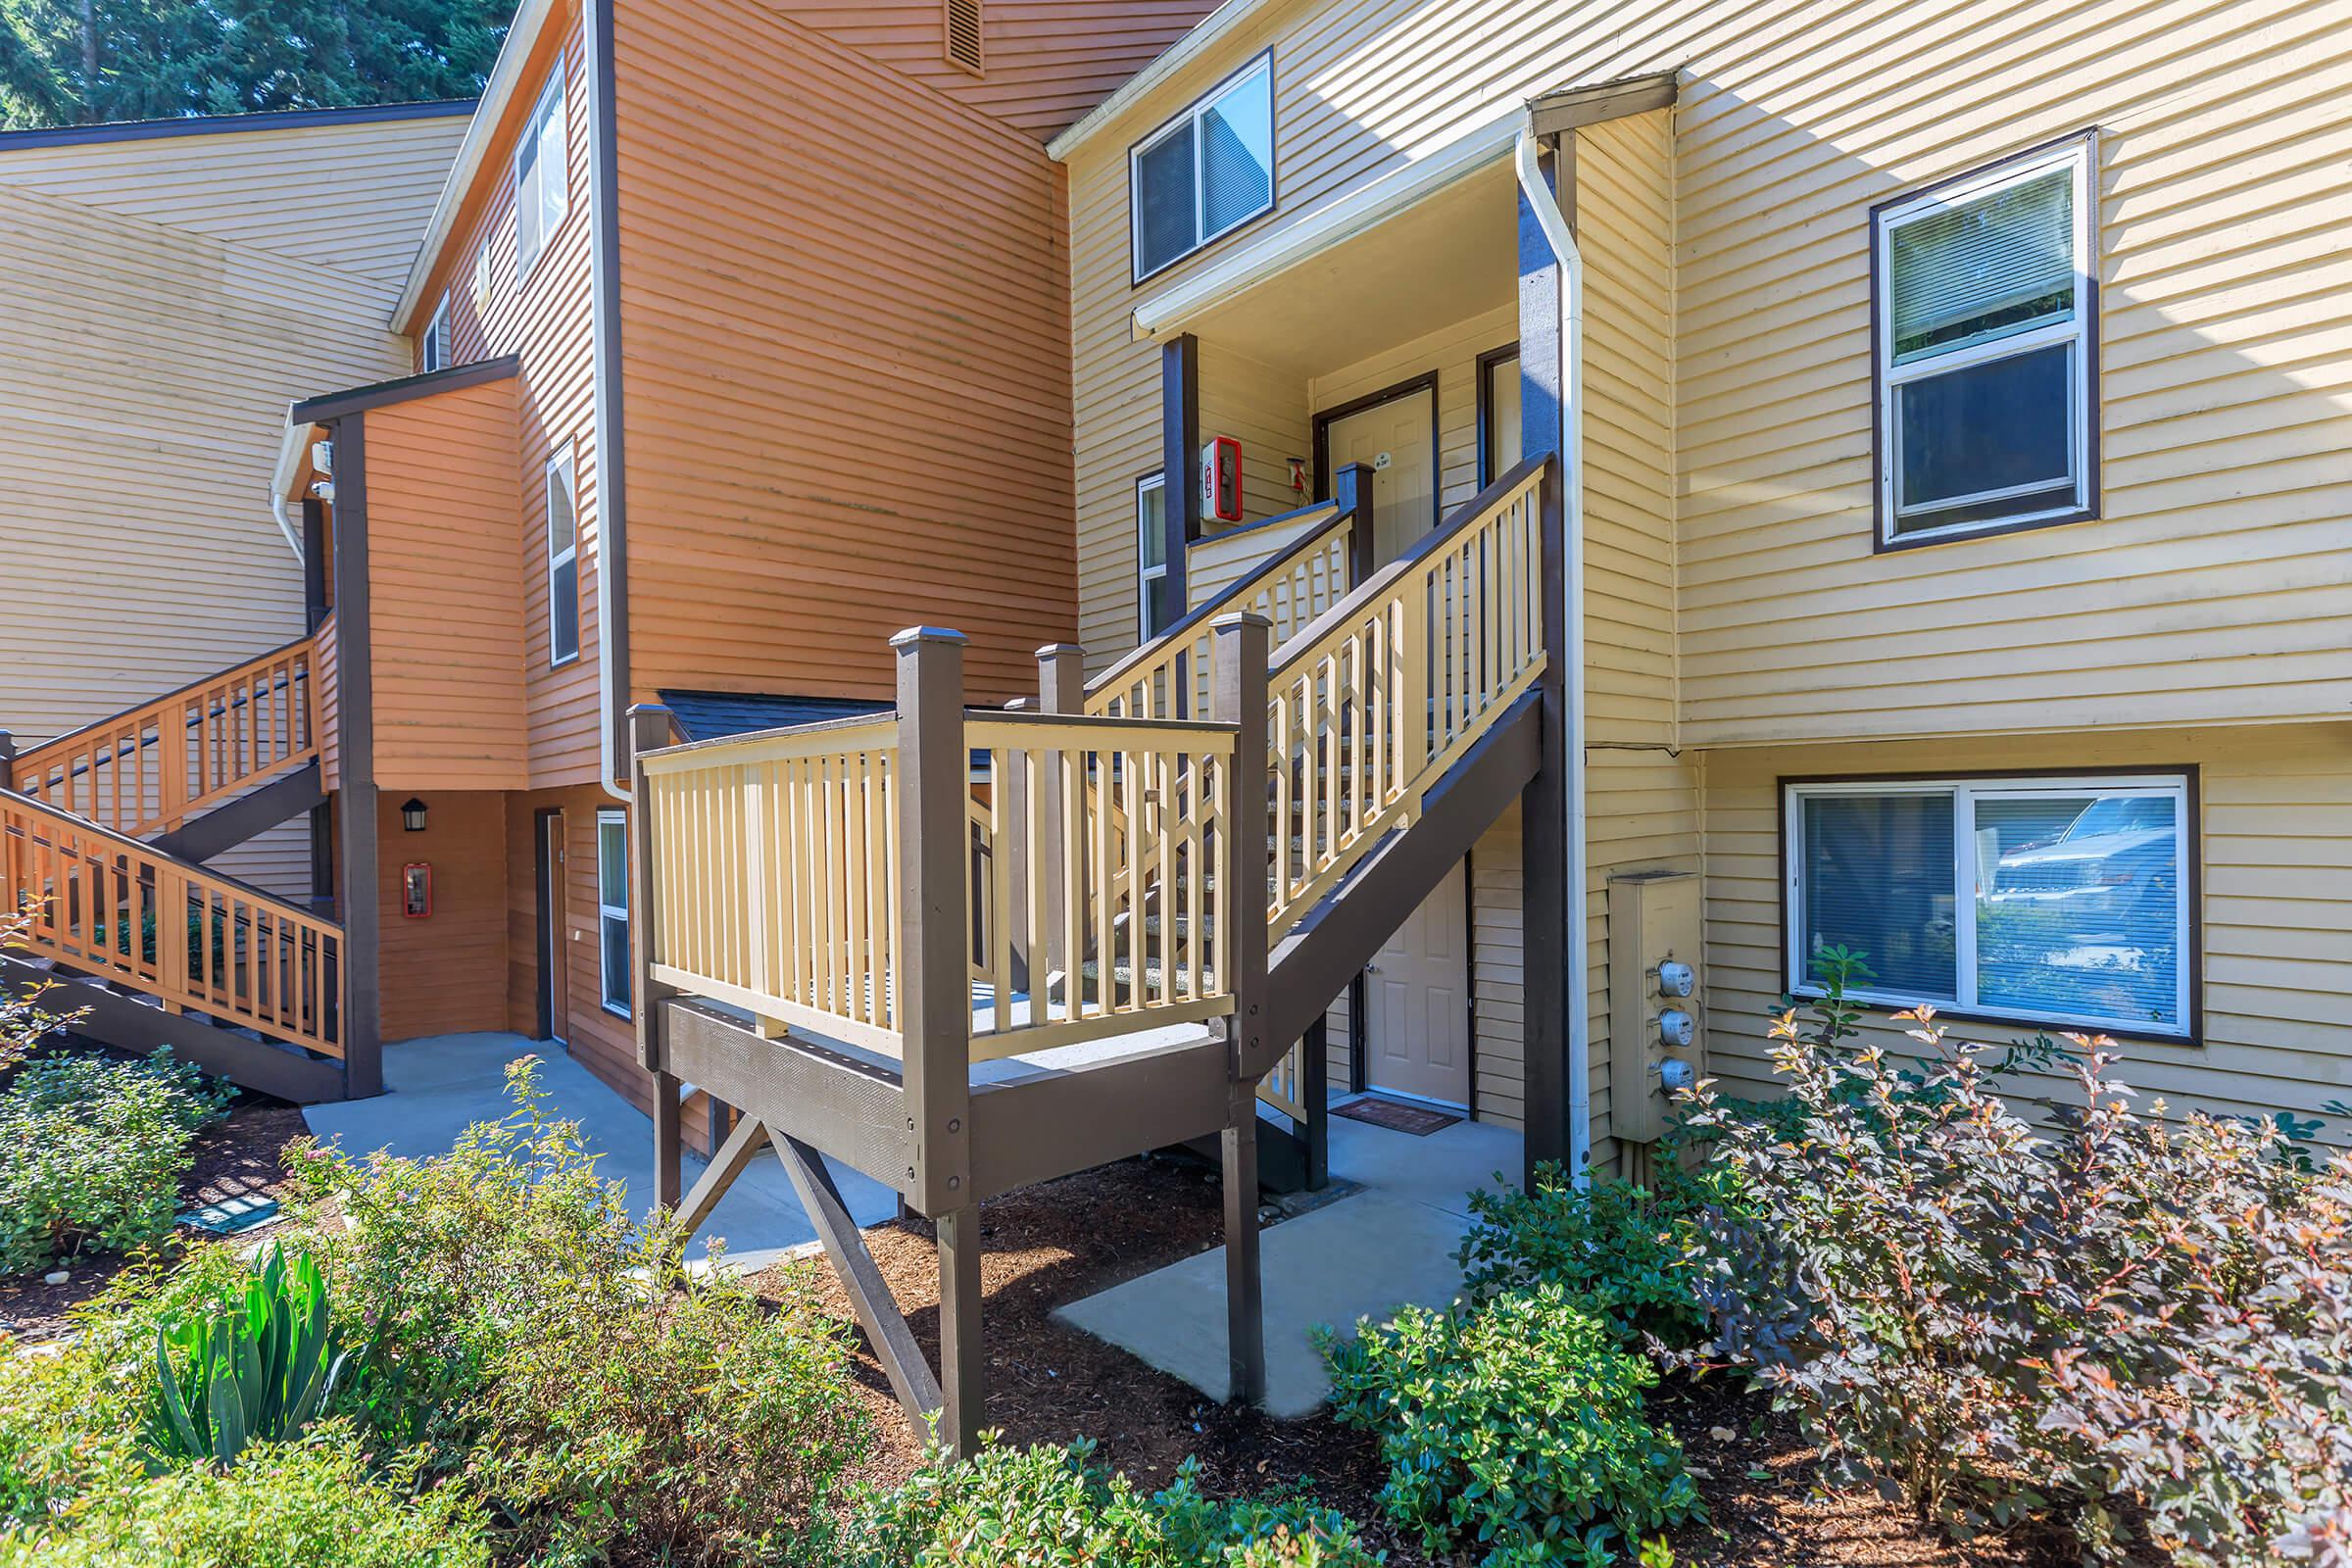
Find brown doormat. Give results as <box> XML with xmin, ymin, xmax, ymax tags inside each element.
<box><xmin>1334</xmin><ymin>1096</ymin><xmax>1461</xmax><ymax>1136</ymax></box>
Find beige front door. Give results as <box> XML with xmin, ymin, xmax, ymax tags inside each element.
<box><xmin>1323</xmin><ymin>380</ymin><xmax>1469</xmax><ymax>1106</ymax></box>
<box><xmin>1365</xmin><ymin>858</ymin><xmax>1470</xmax><ymax>1105</ymax></box>
<box><xmin>1323</xmin><ymin>383</ymin><xmax>1437</xmax><ymax>562</ymax></box>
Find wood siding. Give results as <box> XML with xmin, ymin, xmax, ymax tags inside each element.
<box><xmin>0</xmin><ymin>110</ymin><xmax>467</xmax><ymax>299</ymax></box>
<box><xmin>377</xmin><ymin>788</ymin><xmax>511</xmax><ymax>1042</ymax></box>
<box><xmin>1061</xmin><ymin>0</ymin><xmax>2352</xmax><ymax>747</ymax></box>
<box><xmin>611</xmin><ymin>0</ymin><xmax>1076</xmax><ymax>710</ymax></box>
<box><xmin>791</xmin><ymin>0</ymin><xmax>1224</xmax><ymax>139</ymax></box>
<box><xmin>1702</xmin><ymin>724</ymin><xmax>2352</xmax><ymax>1148</ymax></box>
<box><xmin>0</xmin><ymin>114</ymin><xmax>461</xmax><ymax>897</ymax></box>
<box><xmin>363</xmin><ymin>380</ymin><xmax>530</xmax><ymax>788</ymax></box>
<box><xmin>403</xmin><ymin>9</ymin><xmax>606</xmax><ymax>787</ymax></box>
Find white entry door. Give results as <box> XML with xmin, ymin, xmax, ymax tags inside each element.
<box><xmin>1323</xmin><ymin>384</ymin><xmax>1437</xmax><ymax>563</ymax></box>
<box><xmin>1365</xmin><ymin>858</ymin><xmax>1470</xmax><ymax>1105</ymax></box>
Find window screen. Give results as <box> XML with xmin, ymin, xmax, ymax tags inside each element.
<box><xmin>597</xmin><ymin>810</ymin><xmax>630</xmax><ymax>1015</ymax></box>
<box><xmin>1131</xmin><ymin>55</ymin><xmax>1273</xmax><ymax>279</ymax></box>
<box><xmin>546</xmin><ymin>447</ymin><xmax>579</xmax><ymax>664</ymax></box>
<box><xmin>1137</xmin><ymin>473</ymin><xmax>1168</xmax><ymax>639</ymax></box>
<box><xmin>1788</xmin><ymin>774</ymin><xmax>2190</xmax><ymax>1037</ymax></box>
<box><xmin>1876</xmin><ymin>140</ymin><xmax>2092</xmax><ymax>544</ymax></box>
<box><xmin>516</xmin><ymin>74</ymin><xmax>568</xmax><ymax>283</ymax></box>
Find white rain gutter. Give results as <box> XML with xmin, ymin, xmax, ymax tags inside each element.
<box><xmin>269</xmin><ymin>416</ymin><xmax>318</xmax><ymax>561</ymax></box>
<box><xmin>1514</xmin><ymin>122</ymin><xmax>1591</xmax><ymax>1188</ymax></box>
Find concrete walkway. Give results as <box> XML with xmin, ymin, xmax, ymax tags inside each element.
<box><xmin>1054</xmin><ymin>1105</ymin><xmax>1522</xmax><ymax>1417</ymax></box>
<box><xmin>301</xmin><ymin>1033</ymin><xmax>901</xmax><ymax>1272</ymax></box>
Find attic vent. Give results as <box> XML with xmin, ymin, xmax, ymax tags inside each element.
<box><xmin>944</xmin><ymin>0</ymin><xmax>983</xmax><ymax>75</ymax></box>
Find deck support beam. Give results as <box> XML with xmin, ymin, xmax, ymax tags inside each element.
<box><xmin>936</xmin><ymin>1203</ymin><xmax>985</xmax><ymax>1454</ymax></box>
<box><xmin>773</xmin><ymin>1131</ymin><xmax>944</xmax><ymax>1436</ymax></box>
<box><xmin>1211</xmin><ymin>612</ymin><xmax>1271</xmax><ymax>1404</ymax></box>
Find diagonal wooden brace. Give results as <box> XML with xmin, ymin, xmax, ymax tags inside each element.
<box><xmin>772</xmin><ymin>1132</ymin><xmax>946</xmax><ymax>1438</ymax></box>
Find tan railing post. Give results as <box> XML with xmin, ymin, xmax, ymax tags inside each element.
<box><xmin>1035</xmin><ymin>644</ymin><xmax>1084</xmax><ymax>1000</ymax></box>
<box><xmin>894</xmin><ymin>625</ymin><xmax>982</xmax><ymax>1453</ymax></box>
<box><xmin>1209</xmin><ymin>611</ymin><xmax>1270</xmax><ymax>1407</ymax></box>
<box><xmin>629</xmin><ymin>703</ymin><xmax>684</xmax><ymax>1210</ymax></box>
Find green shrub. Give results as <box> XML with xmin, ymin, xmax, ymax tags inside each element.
<box><xmin>146</xmin><ymin>1244</ymin><xmax>353</xmax><ymax>1468</ymax></box>
<box><xmin>1686</xmin><ymin>988</ymin><xmax>2352</xmax><ymax>1565</ymax></box>
<box><xmin>1456</xmin><ymin>1157</ymin><xmax>1735</xmax><ymax>1351</ymax></box>
<box><xmin>286</xmin><ymin>1056</ymin><xmax>870</xmax><ymax>1565</ymax></box>
<box><xmin>0</xmin><ymin>1050</ymin><xmax>228</xmax><ymax>1274</ymax></box>
<box><xmin>0</xmin><ymin>1426</ymin><xmax>490</xmax><ymax>1568</ymax></box>
<box><xmin>0</xmin><ymin>908</ymin><xmax>80</xmax><ymax>1077</ymax></box>
<box><xmin>1320</xmin><ymin>1287</ymin><xmax>1700</xmax><ymax>1566</ymax></box>
<box><xmin>833</xmin><ymin>1438</ymin><xmax>1381</xmax><ymax>1567</ymax></box>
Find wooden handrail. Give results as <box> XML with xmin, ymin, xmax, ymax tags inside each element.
<box><xmin>1086</xmin><ymin>500</ymin><xmax>1355</xmax><ymax>721</ymax></box>
<box><xmin>7</xmin><ymin>629</ymin><xmax>325</xmax><ymax>841</ymax></box>
<box><xmin>0</xmin><ymin>788</ymin><xmax>344</xmax><ymax>1057</ymax></box>
<box><xmin>1261</xmin><ymin>457</ymin><xmax>1549</xmax><ymax>941</ymax></box>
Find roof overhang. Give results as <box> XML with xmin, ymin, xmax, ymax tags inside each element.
<box><xmin>290</xmin><ymin>354</ymin><xmax>522</xmax><ymax>424</ymax></box>
<box><xmin>387</xmin><ymin>0</ymin><xmax>562</xmax><ymax>332</ymax></box>
<box><xmin>1049</xmin><ymin>0</ymin><xmax>1275</xmax><ymax>162</ymax></box>
<box><xmin>1131</xmin><ymin>108</ymin><xmax>1519</xmax><ymax>345</ymax></box>
<box><xmin>1528</xmin><ymin>71</ymin><xmax>1678</xmax><ymax>138</ymax></box>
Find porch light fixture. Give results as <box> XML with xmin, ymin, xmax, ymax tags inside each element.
<box><xmin>400</xmin><ymin>798</ymin><xmax>428</xmax><ymax>832</ymax></box>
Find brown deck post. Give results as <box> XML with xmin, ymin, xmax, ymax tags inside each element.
<box><xmin>1210</xmin><ymin>612</ymin><xmax>1270</xmax><ymax>1405</ymax></box>
<box><xmin>628</xmin><ymin>703</ymin><xmax>683</xmax><ymax>1209</ymax></box>
<box><xmin>0</xmin><ymin>730</ymin><xmax>14</xmax><ymax>791</ymax></box>
<box><xmin>893</xmin><ymin>626</ymin><xmax>981</xmax><ymax>1452</ymax></box>
<box><xmin>1519</xmin><ymin>141</ymin><xmax>1576</xmax><ymax>1188</ymax></box>
<box><xmin>1035</xmin><ymin>644</ymin><xmax>1084</xmax><ymax>1004</ymax></box>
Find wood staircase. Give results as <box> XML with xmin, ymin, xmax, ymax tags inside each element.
<box><xmin>0</xmin><ymin>626</ymin><xmax>349</xmax><ymax>1101</ymax></box>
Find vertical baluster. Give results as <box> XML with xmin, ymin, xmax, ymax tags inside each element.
<box><xmin>1058</xmin><ymin>747</ymin><xmax>1082</xmax><ymax>1019</ymax></box>
<box><xmin>883</xmin><ymin>752</ymin><xmax>904</xmax><ymax>1033</ymax></box>
<box><xmin>1091</xmin><ymin>749</ymin><xmax>1111</xmax><ymax>1016</ymax></box>
<box><xmin>989</xmin><ymin>747</ymin><xmax>1013</xmax><ymax>1027</ymax></box>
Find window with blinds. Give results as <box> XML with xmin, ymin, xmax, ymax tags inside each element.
<box><xmin>1874</xmin><ymin>138</ymin><xmax>2095</xmax><ymax>546</ymax></box>
<box><xmin>1131</xmin><ymin>53</ymin><xmax>1274</xmax><ymax>281</ymax></box>
<box><xmin>1786</xmin><ymin>773</ymin><xmax>2192</xmax><ymax>1039</ymax></box>
<box><xmin>943</xmin><ymin>0</ymin><xmax>983</xmax><ymax>74</ymax></box>
<box><xmin>421</xmin><ymin>296</ymin><xmax>451</xmax><ymax>373</ymax></box>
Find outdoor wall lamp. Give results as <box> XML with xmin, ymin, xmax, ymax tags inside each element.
<box><xmin>401</xmin><ymin>798</ymin><xmax>428</xmax><ymax>832</ymax></box>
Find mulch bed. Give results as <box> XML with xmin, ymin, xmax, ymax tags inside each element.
<box><xmin>751</xmin><ymin>1152</ymin><xmax>2077</xmax><ymax>1568</ymax></box>
<box><xmin>0</xmin><ymin>1095</ymin><xmax>312</xmax><ymax>1344</ymax></box>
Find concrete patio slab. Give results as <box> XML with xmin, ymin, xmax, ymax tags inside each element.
<box><xmin>302</xmin><ymin>1033</ymin><xmax>901</xmax><ymax>1272</ymax></box>
<box><xmin>1053</xmin><ymin>1105</ymin><xmax>1522</xmax><ymax>1417</ymax></box>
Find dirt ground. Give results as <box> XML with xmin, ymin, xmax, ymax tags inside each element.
<box><xmin>751</xmin><ymin>1152</ymin><xmax>2076</xmax><ymax>1568</ymax></box>
<box><xmin>0</xmin><ymin>1095</ymin><xmax>311</xmax><ymax>1342</ymax></box>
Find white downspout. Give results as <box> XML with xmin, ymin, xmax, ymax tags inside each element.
<box><xmin>1514</xmin><ymin>125</ymin><xmax>1591</xmax><ymax>1189</ymax></box>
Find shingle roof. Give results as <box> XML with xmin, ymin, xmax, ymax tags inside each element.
<box><xmin>659</xmin><ymin>689</ymin><xmax>887</xmax><ymax>743</ymax></box>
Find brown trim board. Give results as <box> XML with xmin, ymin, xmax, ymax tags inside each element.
<box><xmin>589</xmin><ymin>0</ymin><xmax>633</xmax><ymax>780</ymax></box>
<box><xmin>292</xmin><ymin>355</ymin><xmax>521</xmax><ymax>423</ymax></box>
<box><xmin>328</xmin><ymin>413</ymin><xmax>382</xmax><ymax>1099</ymax></box>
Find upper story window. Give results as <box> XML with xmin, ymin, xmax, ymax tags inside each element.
<box><xmin>1136</xmin><ymin>472</ymin><xmax>1168</xmax><ymax>638</ymax></box>
<box><xmin>421</xmin><ymin>296</ymin><xmax>451</xmax><ymax>373</ymax></box>
<box><xmin>515</xmin><ymin>71</ymin><xmax>570</xmax><ymax>284</ymax></box>
<box><xmin>472</xmin><ymin>236</ymin><xmax>496</xmax><ymax>311</ymax></box>
<box><xmin>546</xmin><ymin>444</ymin><xmax>579</xmax><ymax>665</ymax></box>
<box><xmin>1131</xmin><ymin>53</ymin><xmax>1274</xmax><ymax>283</ymax></box>
<box><xmin>1786</xmin><ymin>772</ymin><xmax>2191</xmax><ymax>1040</ymax></box>
<box><xmin>1874</xmin><ymin>136</ymin><xmax>2096</xmax><ymax>548</ymax></box>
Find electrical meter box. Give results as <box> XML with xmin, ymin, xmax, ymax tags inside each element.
<box><xmin>1607</xmin><ymin>868</ymin><xmax>1703</xmax><ymax>1146</ymax></box>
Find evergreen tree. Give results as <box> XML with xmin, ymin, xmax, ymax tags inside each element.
<box><xmin>0</xmin><ymin>0</ymin><xmax>510</xmax><ymax>128</ymax></box>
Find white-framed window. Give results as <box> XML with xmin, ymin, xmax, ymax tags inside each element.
<box><xmin>545</xmin><ymin>444</ymin><xmax>579</xmax><ymax>665</ymax></box>
<box><xmin>1136</xmin><ymin>471</ymin><xmax>1168</xmax><ymax>639</ymax></box>
<box><xmin>1130</xmin><ymin>51</ymin><xmax>1274</xmax><ymax>282</ymax></box>
<box><xmin>472</xmin><ymin>238</ymin><xmax>495</xmax><ymax>309</ymax></box>
<box><xmin>596</xmin><ymin>808</ymin><xmax>630</xmax><ymax>1017</ymax></box>
<box><xmin>514</xmin><ymin>70</ymin><xmax>569</xmax><ymax>284</ymax></box>
<box><xmin>1874</xmin><ymin>136</ymin><xmax>2096</xmax><ymax>547</ymax></box>
<box><xmin>1785</xmin><ymin>773</ymin><xmax>2192</xmax><ymax>1040</ymax></box>
<box><xmin>421</xmin><ymin>296</ymin><xmax>451</xmax><ymax>373</ymax></box>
